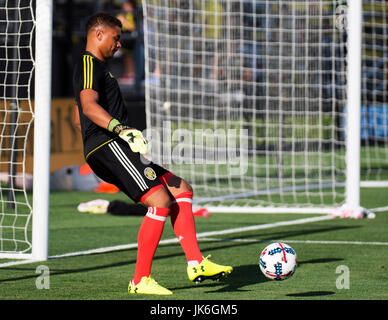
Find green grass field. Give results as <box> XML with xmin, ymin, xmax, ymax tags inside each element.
<box><xmin>0</xmin><ymin>188</ymin><xmax>388</xmax><ymax>302</ymax></box>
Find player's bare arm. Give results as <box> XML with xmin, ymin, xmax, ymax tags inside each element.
<box><xmin>80</xmin><ymin>88</ymin><xmax>113</xmax><ymax>129</ymax></box>
<box><xmin>73</xmin><ymin>105</ymin><xmax>81</xmax><ymax>132</ymax></box>
<box><xmin>79</xmin><ymin>89</ymin><xmax>148</xmax><ymax>154</ymax></box>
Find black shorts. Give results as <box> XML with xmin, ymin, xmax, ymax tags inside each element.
<box><xmin>86</xmin><ymin>138</ymin><xmax>169</xmax><ymax>202</ymax></box>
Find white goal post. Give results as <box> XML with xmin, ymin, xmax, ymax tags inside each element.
<box><xmin>141</xmin><ymin>0</ymin><xmax>387</xmax><ymax>213</ymax></box>
<box><xmin>0</xmin><ymin>0</ymin><xmax>52</xmax><ymax>260</ymax></box>
<box><xmin>31</xmin><ymin>0</ymin><xmax>52</xmax><ymax>261</ymax></box>
<box><xmin>346</xmin><ymin>0</ymin><xmax>362</xmax><ymax>210</ymax></box>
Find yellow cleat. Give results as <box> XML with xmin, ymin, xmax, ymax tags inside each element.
<box><xmin>128</xmin><ymin>276</ymin><xmax>173</xmax><ymax>295</ymax></box>
<box><xmin>187</xmin><ymin>255</ymin><xmax>233</xmax><ymax>283</ymax></box>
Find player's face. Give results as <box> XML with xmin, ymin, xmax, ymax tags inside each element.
<box><xmin>99</xmin><ymin>26</ymin><xmax>122</xmax><ymax>59</ymax></box>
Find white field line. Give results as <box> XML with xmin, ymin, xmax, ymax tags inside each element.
<box><xmin>0</xmin><ymin>215</ymin><xmax>333</xmax><ymax>268</ymax></box>
<box><xmin>50</xmin><ymin>215</ymin><xmax>334</xmax><ymax>258</ymax></box>
<box><xmin>198</xmin><ymin>237</ymin><xmax>388</xmax><ymax>246</ymax></box>
<box><xmin>369</xmin><ymin>206</ymin><xmax>388</xmax><ymax>213</ymax></box>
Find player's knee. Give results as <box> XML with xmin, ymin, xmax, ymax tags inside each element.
<box><xmin>147</xmin><ymin>197</ymin><xmax>171</xmax><ymax>209</ymax></box>
<box><xmin>181</xmin><ymin>179</ymin><xmax>193</xmax><ymax>194</ymax></box>
<box><xmin>142</xmin><ymin>187</ymin><xmax>171</xmax><ymax>209</ymax></box>
<box><xmin>157</xmin><ymin>194</ymin><xmax>171</xmax><ymax>209</ymax></box>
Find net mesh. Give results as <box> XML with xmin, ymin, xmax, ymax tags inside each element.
<box><xmin>143</xmin><ymin>0</ymin><xmax>349</xmax><ymax>208</ymax></box>
<box><xmin>0</xmin><ymin>0</ymin><xmax>35</xmax><ymax>254</ymax></box>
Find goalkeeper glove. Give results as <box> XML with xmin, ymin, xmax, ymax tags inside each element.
<box><xmin>108</xmin><ymin>119</ymin><xmax>148</xmax><ymax>154</ymax></box>
<box><xmin>119</xmin><ymin>128</ymin><xmax>148</xmax><ymax>154</ymax></box>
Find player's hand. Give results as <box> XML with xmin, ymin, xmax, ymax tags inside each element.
<box><xmin>118</xmin><ymin>128</ymin><xmax>148</xmax><ymax>154</ymax></box>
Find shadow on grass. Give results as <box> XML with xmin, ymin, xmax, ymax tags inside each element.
<box><xmin>286</xmin><ymin>291</ymin><xmax>335</xmax><ymax>297</ymax></box>
<box><xmin>173</xmin><ymin>256</ymin><xmax>344</xmax><ymax>294</ymax></box>
<box><xmin>298</xmin><ymin>258</ymin><xmax>343</xmax><ymax>265</ymax></box>
<box><xmin>170</xmin><ymin>264</ymin><xmax>265</xmax><ymax>293</ymax></box>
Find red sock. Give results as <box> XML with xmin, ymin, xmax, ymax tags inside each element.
<box><xmin>133</xmin><ymin>207</ymin><xmax>169</xmax><ymax>285</ymax></box>
<box><xmin>170</xmin><ymin>191</ymin><xmax>203</xmax><ymax>264</ymax></box>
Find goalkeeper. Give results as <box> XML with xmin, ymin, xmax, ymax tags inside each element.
<box><xmin>73</xmin><ymin>12</ymin><xmax>232</xmax><ymax>295</ymax></box>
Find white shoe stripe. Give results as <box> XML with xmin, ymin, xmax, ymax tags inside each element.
<box><xmin>109</xmin><ymin>142</ymin><xmax>148</xmax><ymax>191</ymax></box>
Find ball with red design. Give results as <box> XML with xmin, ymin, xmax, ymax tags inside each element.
<box><xmin>259</xmin><ymin>242</ymin><xmax>298</xmax><ymax>280</ymax></box>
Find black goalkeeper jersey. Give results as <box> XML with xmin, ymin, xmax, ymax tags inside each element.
<box><xmin>73</xmin><ymin>51</ymin><xmax>129</xmax><ymax>159</ymax></box>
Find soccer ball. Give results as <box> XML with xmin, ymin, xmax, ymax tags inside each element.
<box><xmin>259</xmin><ymin>242</ymin><xmax>298</xmax><ymax>280</ymax></box>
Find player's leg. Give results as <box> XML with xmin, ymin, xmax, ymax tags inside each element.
<box><xmin>128</xmin><ymin>186</ymin><xmax>173</xmax><ymax>295</ymax></box>
<box><xmin>160</xmin><ymin>172</ymin><xmax>233</xmax><ymax>283</ymax></box>
<box><xmin>86</xmin><ymin>140</ymin><xmax>173</xmax><ymax>294</ymax></box>
<box><xmin>130</xmin><ymin>186</ymin><xmax>171</xmax><ymax>284</ymax></box>
<box><xmin>159</xmin><ymin>172</ymin><xmax>203</xmax><ymax>265</ymax></box>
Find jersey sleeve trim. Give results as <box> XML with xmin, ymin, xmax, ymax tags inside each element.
<box><xmin>83</xmin><ymin>54</ymin><xmax>94</xmax><ymax>90</ymax></box>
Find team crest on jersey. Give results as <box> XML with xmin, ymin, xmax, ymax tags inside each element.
<box><xmin>144</xmin><ymin>167</ymin><xmax>156</xmax><ymax>180</ymax></box>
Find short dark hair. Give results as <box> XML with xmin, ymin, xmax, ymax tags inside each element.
<box><xmin>85</xmin><ymin>12</ymin><xmax>122</xmax><ymax>34</ymax></box>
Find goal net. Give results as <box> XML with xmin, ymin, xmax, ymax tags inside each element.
<box><xmin>143</xmin><ymin>0</ymin><xmax>351</xmax><ymax>212</ymax></box>
<box><xmin>0</xmin><ymin>0</ymin><xmax>35</xmax><ymax>258</ymax></box>
<box><xmin>142</xmin><ymin>0</ymin><xmax>387</xmax><ymax>212</ymax></box>
<box><xmin>0</xmin><ymin>0</ymin><xmax>51</xmax><ymax>260</ymax></box>
<box><xmin>360</xmin><ymin>1</ymin><xmax>388</xmax><ymax>187</ymax></box>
